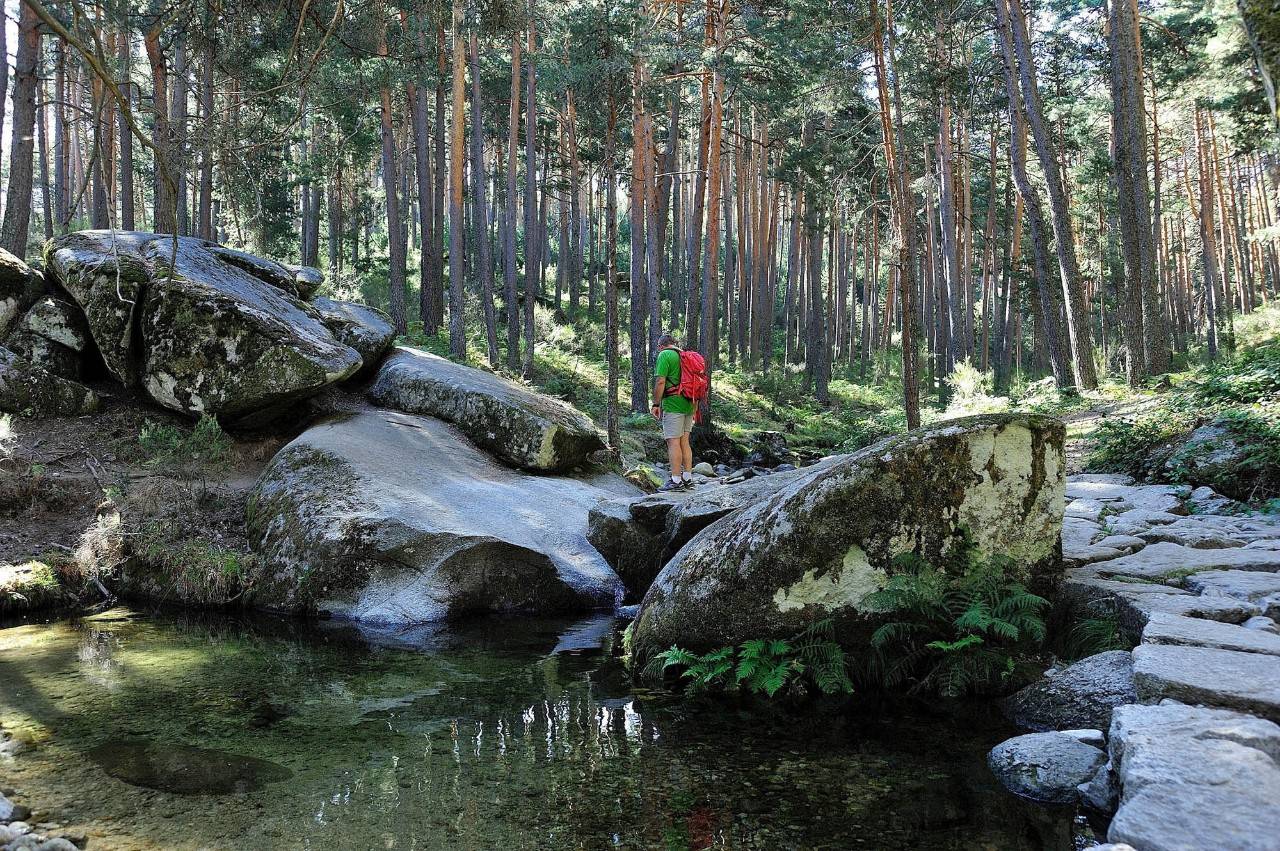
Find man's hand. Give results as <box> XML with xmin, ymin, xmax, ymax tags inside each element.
<box><xmin>651</xmin><ymin>403</ymin><xmax>662</xmax><ymax>421</ymax></box>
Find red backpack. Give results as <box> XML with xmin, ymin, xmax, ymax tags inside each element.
<box><xmin>666</xmin><ymin>349</ymin><xmax>710</xmax><ymax>421</ymax></box>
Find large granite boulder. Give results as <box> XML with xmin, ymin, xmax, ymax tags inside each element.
<box><xmin>1005</xmin><ymin>651</ymin><xmax>1137</xmax><ymax>733</ymax></box>
<box><xmin>367</xmin><ymin>347</ymin><xmax>605</xmax><ymax>472</ymax></box>
<box><xmin>0</xmin><ymin>346</ymin><xmax>99</xmax><ymax>417</ymax></box>
<box><xmin>588</xmin><ymin>457</ymin><xmax>843</xmax><ymax>598</ymax></box>
<box><xmin>629</xmin><ymin>414</ymin><xmax>1065</xmax><ymax>663</ymax></box>
<box><xmin>311</xmin><ymin>296</ymin><xmax>395</xmax><ymax>376</ymax></box>
<box><xmin>246</xmin><ymin>408</ymin><xmax>635</xmax><ymax>622</ymax></box>
<box><xmin>44</xmin><ymin>231</ymin><xmax>361</xmax><ymax>419</ymax></box>
<box><xmin>0</xmin><ymin>247</ymin><xmax>44</xmax><ymax>341</ymax></box>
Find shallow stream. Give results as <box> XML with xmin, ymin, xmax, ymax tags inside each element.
<box><xmin>0</xmin><ymin>608</ymin><xmax>1083</xmax><ymax>850</ymax></box>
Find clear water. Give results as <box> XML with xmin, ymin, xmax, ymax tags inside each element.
<box><xmin>0</xmin><ymin>608</ymin><xmax>1082</xmax><ymax>850</ymax></box>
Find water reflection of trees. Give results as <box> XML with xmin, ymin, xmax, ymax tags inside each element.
<box><xmin>1</xmin><ymin>609</ymin><xmax>1075</xmax><ymax>850</ymax></box>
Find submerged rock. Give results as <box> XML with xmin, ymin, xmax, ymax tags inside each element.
<box><xmin>88</xmin><ymin>740</ymin><xmax>292</xmax><ymax>794</ymax></box>
<box><xmin>629</xmin><ymin>414</ymin><xmax>1065</xmax><ymax>662</ymax></box>
<box><xmin>987</xmin><ymin>731</ymin><xmax>1106</xmax><ymax>804</ymax></box>
<box><xmin>0</xmin><ymin>347</ymin><xmax>99</xmax><ymax>417</ymax></box>
<box><xmin>247</xmin><ymin>408</ymin><xmax>633</xmax><ymax>623</ymax></box>
<box><xmin>1005</xmin><ymin>651</ymin><xmax>1137</xmax><ymax>733</ymax></box>
<box><xmin>367</xmin><ymin>347</ymin><xmax>605</xmax><ymax>472</ymax></box>
<box><xmin>44</xmin><ymin>230</ymin><xmax>362</xmax><ymax>419</ymax></box>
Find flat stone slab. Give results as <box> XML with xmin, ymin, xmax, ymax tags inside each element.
<box><xmin>1132</xmin><ymin>644</ymin><xmax>1280</xmax><ymax>722</ymax></box>
<box><xmin>1141</xmin><ymin>612</ymin><xmax>1280</xmax><ymax>656</ymax></box>
<box><xmin>1063</xmin><ymin>481</ymin><xmax>1188</xmax><ymax>515</ymax></box>
<box><xmin>1094</xmin><ymin>542</ymin><xmax>1280</xmax><ymax>582</ymax></box>
<box><xmin>367</xmin><ymin>347</ymin><xmax>605</xmax><ymax>472</ymax></box>
<box><xmin>1117</xmin><ymin>589</ymin><xmax>1258</xmax><ymax>630</ymax></box>
<box><xmin>1185</xmin><ymin>569</ymin><xmax>1280</xmax><ymax>602</ymax></box>
<box><xmin>1107</xmin><ymin>703</ymin><xmax>1280</xmax><ymax>851</ymax></box>
<box><xmin>1005</xmin><ymin>651</ymin><xmax>1136</xmax><ymax>732</ymax></box>
<box><xmin>1104</xmin><ymin>508</ymin><xmax>1188</xmax><ymax>537</ymax></box>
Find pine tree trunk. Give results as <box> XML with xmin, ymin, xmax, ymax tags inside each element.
<box><xmin>522</xmin><ymin>16</ymin><xmax>538</xmax><ymax>379</ymax></box>
<box><xmin>504</xmin><ymin>33</ymin><xmax>522</xmax><ymax>370</ymax></box>
<box><xmin>1</xmin><ymin>1</ymin><xmax>40</xmax><ymax>256</ymax></box>
<box><xmin>469</xmin><ymin>27</ymin><xmax>496</xmax><ymax>366</ymax></box>
<box><xmin>1002</xmin><ymin>0</ymin><xmax>1099</xmax><ymax>388</ymax></box>
<box><xmin>445</xmin><ymin>0</ymin><xmax>467</xmax><ymax>358</ymax></box>
<box><xmin>378</xmin><ymin>14</ymin><xmax>408</xmax><ymax>334</ymax></box>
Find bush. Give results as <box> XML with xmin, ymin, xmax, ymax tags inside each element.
<box><xmin>645</xmin><ymin>619</ymin><xmax>854</xmax><ymax>699</ymax></box>
<box><xmin>137</xmin><ymin>415</ymin><xmax>231</xmax><ymax>473</ymax></box>
<box><xmin>863</xmin><ymin>550</ymin><xmax>1049</xmax><ymax>698</ymax></box>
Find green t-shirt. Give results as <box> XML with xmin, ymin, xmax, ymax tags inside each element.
<box><xmin>656</xmin><ymin>348</ymin><xmax>695</xmax><ymax>414</ymax></box>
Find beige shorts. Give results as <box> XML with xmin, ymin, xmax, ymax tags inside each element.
<box><xmin>661</xmin><ymin>411</ymin><xmax>694</xmax><ymax>440</ymax></box>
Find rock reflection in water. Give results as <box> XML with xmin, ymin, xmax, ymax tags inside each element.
<box><xmin>88</xmin><ymin>741</ymin><xmax>294</xmax><ymax>794</ymax></box>
<box><xmin>0</xmin><ymin>608</ymin><xmax>1081</xmax><ymax>850</ymax></box>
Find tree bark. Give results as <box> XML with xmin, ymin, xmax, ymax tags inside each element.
<box><xmin>1</xmin><ymin>1</ymin><xmax>40</xmax><ymax>256</ymax></box>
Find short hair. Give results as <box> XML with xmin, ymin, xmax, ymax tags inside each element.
<box><xmin>657</xmin><ymin>334</ymin><xmax>678</xmax><ymax>348</ymax></box>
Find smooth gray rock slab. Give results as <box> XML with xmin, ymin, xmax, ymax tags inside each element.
<box><xmin>1068</xmin><ymin>473</ymin><xmax>1136</xmax><ymax>487</ymax></box>
<box><xmin>1132</xmin><ymin>644</ymin><xmax>1280</xmax><ymax>721</ymax></box>
<box><xmin>367</xmin><ymin>347</ymin><xmax>605</xmax><ymax>472</ymax></box>
<box><xmin>1185</xmin><ymin>569</ymin><xmax>1280</xmax><ymax>602</ymax></box>
<box><xmin>1244</xmin><ymin>616</ymin><xmax>1280</xmax><ymax>635</ymax></box>
<box><xmin>1065</xmin><ymin>498</ymin><xmax>1106</xmax><ymax>522</ymax></box>
<box><xmin>1063</xmin><ymin>516</ymin><xmax>1105</xmax><ymax>553</ymax></box>
<box><xmin>987</xmin><ymin>732</ymin><xmax>1106</xmax><ymax>804</ymax></box>
<box><xmin>1096</xmin><ymin>534</ymin><xmax>1147</xmax><ymax>552</ymax></box>
<box><xmin>1137</xmin><ymin>523</ymin><xmax>1246</xmax><ymax>549</ymax></box>
<box><xmin>1006</xmin><ymin>651</ymin><xmax>1137</xmax><ymax>733</ymax></box>
<box><xmin>1104</xmin><ymin>508</ymin><xmax>1187</xmax><ymax>537</ymax></box>
<box><xmin>246</xmin><ymin>409</ymin><xmax>633</xmax><ymax>623</ymax></box>
<box><xmin>1188</xmin><ymin>485</ymin><xmax>1244</xmax><ymax>516</ymax></box>
<box><xmin>1063</xmin><ymin>481</ymin><xmax>1188</xmax><ymax>515</ymax></box>
<box><xmin>1141</xmin><ymin>611</ymin><xmax>1280</xmax><ymax>656</ymax></box>
<box><xmin>1094</xmin><ymin>541</ymin><xmax>1280</xmax><ymax>582</ymax></box>
<box><xmin>1107</xmin><ymin>703</ymin><xmax>1280</xmax><ymax>851</ymax></box>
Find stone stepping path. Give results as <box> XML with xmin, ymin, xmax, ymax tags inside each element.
<box><xmin>995</xmin><ymin>475</ymin><xmax>1280</xmax><ymax>849</ymax></box>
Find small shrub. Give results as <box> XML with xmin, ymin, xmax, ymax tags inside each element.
<box><xmin>863</xmin><ymin>551</ymin><xmax>1049</xmax><ymax>698</ymax></box>
<box><xmin>645</xmin><ymin>619</ymin><xmax>854</xmax><ymax>699</ymax></box>
<box><xmin>137</xmin><ymin>415</ymin><xmax>231</xmax><ymax>473</ymax></box>
<box><xmin>1064</xmin><ymin>614</ymin><xmax>1127</xmax><ymax>659</ymax></box>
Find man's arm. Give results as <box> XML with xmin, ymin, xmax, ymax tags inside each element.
<box><xmin>652</xmin><ymin>376</ymin><xmax>666</xmax><ymax>418</ymax></box>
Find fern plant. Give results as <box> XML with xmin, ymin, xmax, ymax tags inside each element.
<box><xmin>646</xmin><ymin>619</ymin><xmax>853</xmax><ymax>698</ymax></box>
<box><xmin>864</xmin><ymin>551</ymin><xmax>1048</xmax><ymax>698</ymax></box>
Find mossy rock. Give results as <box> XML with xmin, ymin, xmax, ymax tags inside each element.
<box><xmin>0</xmin><ymin>345</ymin><xmax>99</xmax><ymax>417</ymax></box>
<box><xmin>629</xmin><ymin>413</ymin><xmax>1066</xmax><ymax>666</ymax></box>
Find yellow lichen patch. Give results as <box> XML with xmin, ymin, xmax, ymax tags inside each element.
<box><xmin>773</xmin><ymin>543</ymin><xmax>887</xmax><ymax>613</ymax></box>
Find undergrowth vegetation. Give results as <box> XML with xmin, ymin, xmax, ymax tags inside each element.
<box><xmin>645</xmin><ymin>619</ymin><xmax>855</xmax><ymax>699</ymax></box>
<box><xmin>863</xmin><ymin>552</ymin><xmax>1049</xmax><ymax>698</ymax></box>
<box><xmin>1090</xmin><ymin>339</ymin><xmax>1280</xmax><ymax>503</ymax></box>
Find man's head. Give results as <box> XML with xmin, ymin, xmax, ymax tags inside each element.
<box><xmin>657</xmin><ymin>333</ymin><xmax>679</xmax><ymax>350</ymax></box>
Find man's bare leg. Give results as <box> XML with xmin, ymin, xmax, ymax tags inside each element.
<box><xmin>666</xmin><ymin>437</ymin><xmax>684</xmax><ymax>482</ymax></box>
<box><xmin>679</xmin><ymin>432</ymin><xmax>693</xmax><ymax>475</ymax></box>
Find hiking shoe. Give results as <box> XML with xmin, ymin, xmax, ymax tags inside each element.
<box><xmin>658</xmin><ymin>479</ymin><xmax>684</xmax><ymax>493</ymax></box>
<box><xmin>680</xmin><ymin>478</ymin><xmax>695</xmax><ymax>490</ymax></box>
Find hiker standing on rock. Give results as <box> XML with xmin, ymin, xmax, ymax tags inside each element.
<box><xmin>651</xmin><ymin>333</ymin><xmax>709</xmax><ymax>492</ymax></box>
